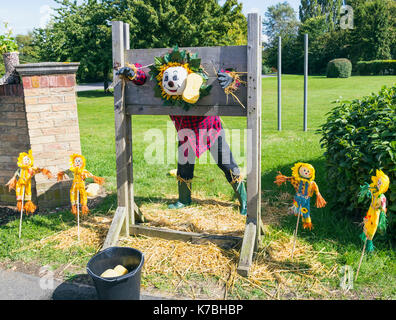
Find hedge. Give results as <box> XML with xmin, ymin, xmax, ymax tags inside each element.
<box><xmin>320</xmin><ymin>85</ymin><xmax>396</xmax><ymax>240</ymax></box>
<box><xmin>326</xmin><ymin>58</ymin><xmax>352</xmax><ymax>78</ymax></box>
<box><xmin>357</xmin><ymin>60</ymin><xmax>396</xmax><ymax>76</ymax></box>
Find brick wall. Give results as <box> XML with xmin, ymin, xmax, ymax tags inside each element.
<box><xmin>21</xmin><ymin>74</ymin><xmax>81</xmax><ymax>183</ymax></box>
<box><xmin>0</xmin><ymin>84</ymin><xmax>30</xmax><ymax>204</ymax></box>
<box><xmin>0</xmin><ymin>62</ymin><xmax>81</xmax><ymax>208</ymax></box>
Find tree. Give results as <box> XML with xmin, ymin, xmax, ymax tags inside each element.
<box><xmin>347</xmin><ymin>0</ymin><xmax>394</xmax><ymax>64</ymax></box>
<box><xmin>299</xmin><ymin>0</ymin><xmax>343</xmax><ymax>30</ymax></box>
<box><xmin>262</xmin><ymin>1</ymin><xmax>299</xmax><ymax>71</ymax></box>
<box><xmin>33</xmin><ymin>0</ymin><xmax>247</xmax><ymax>83</ymax></box>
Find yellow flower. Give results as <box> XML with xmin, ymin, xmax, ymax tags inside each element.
<box><xmin>301</xmin><ymin>207</ymin><xmax>308</xmax><ymax>214</ymax></box>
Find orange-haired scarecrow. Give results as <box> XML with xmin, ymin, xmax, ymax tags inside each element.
<box><xmin>57</xmin><ymin>154</ymin><xmax>104</xmax><ymax>215</ymax></box>
<box><xmin>5</xmin><ymin>150</ymin><xmax>53</xmax><ymax>214</ymax></box>
<box><xmin>274</xmin><ymin>162</ymin><xmax>327</xmax><ymax>230</ymax></box>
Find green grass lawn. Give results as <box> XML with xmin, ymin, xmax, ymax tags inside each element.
<box><xmin>1</xmin><ymin>75</ymin><xmax>395</xmax><ymax>299</ymax></box>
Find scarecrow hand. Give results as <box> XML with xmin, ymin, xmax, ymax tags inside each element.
<box><xmin>316</xmin><ymin>193</ymin><xmax>327</xmax><ymax>208</ymax></box>
<box><xmin>40</xmin><ymin>168</ymin><xmax>53</xmax><ymax>179</ymax></box>
<box><xmin>116</xmin><ymin>67</ymin><xmax>135</xmax><ymax>81</ymax></box>
<box><xmin>217</xmin><ymin>71</ymin><xmax>233</xmax><ymax>89</ymax></box>
<box><xmin>5</xmin><ymin>176</ymin><xmax>17</xmax><ymax>192</ymax></box>
<box><xmin>93</xmin><ymin>176</ymin><xmax>105</xmax><ymax>185</ymax></box>
<box><xmin>57</xmin><ymin>171</ymin><xmax>69</xmax><ymax>181</ymax></box>
<box><xmin>274</xmin><ymin>172</ymin><xmax>288</xmax><ymax>186</ymax></box>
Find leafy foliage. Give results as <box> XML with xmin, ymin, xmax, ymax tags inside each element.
<box><xmin>0</xmin><ymin>22</ymin><xmax>19</xmax><ymax>54</ymax></box>
<box><xmin>326</xmin><ymin>58</ymin><xmax>352</xmax><ymax>78</ymax></box>
<box><xmin>319</xmin><ymin>85</ymin><xmax>396</xmax><ymax>238</ymax></box>
<box><xmin>32</xmin><ymin>0</ymin><xmax>247</xmax><ymax>83</ymax></box>
<box><xmin>264</xmin><ymin>0</ymin><xmax>395</xmax><ymax>75</ymax></box>
<box><xmin>357</xmin><ymin>60</ymin><xmax>396</xmax><ymax>76</ymax></box>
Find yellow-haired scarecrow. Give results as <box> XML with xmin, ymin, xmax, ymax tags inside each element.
<box><xmin>355</xmin><ymin>169</ymin><xmax>390</xmax><ymax>280</ymax></box>
<box><xmin>57</xmin><ymin>154</ymin><xmax>104</xmax><ymax>215</ymax></box>
<box><xmin>5</xmin><ymin>150</ymin><xmax>53</xmax><ymax>214</ymax></box>
<box><xmin>359</xmin><ymin>169</ymin><xmax>390</xmax><ymax>251</ymax></box>
<box><xmin>274</xmin><ymin>162</ymin><xmax>327</xmax><ymax>230</ymax></box>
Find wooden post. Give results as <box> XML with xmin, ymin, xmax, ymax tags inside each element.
<box><xmin>112</xmin><ymin>21</ymin><xmax>130</xmax><ymax>237</ymax></box>
<box><xmin>237</xmin><ymin>12</ymin><xmax>261</xmax><ymax>276</ymax></box>
<box><xmin>18</xmin><ymin>186</ymin><xmax>25</xmax><ymax>239</ymax></box>
<box><xmin>303</xmin><ymin>34</ymin><xmax>308</xmax><ymax>132</ymax></box>
<box><xmin>277</xmin><ymin>36</ymin><xmax>281</xmax><ymax>131</ymax></box>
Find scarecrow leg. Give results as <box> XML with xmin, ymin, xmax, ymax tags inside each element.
<box><xmin>18</xmin><ymin>186</ymin><xmax>25</xmax><ymax>239</ymax></box>
<box><xmin>355</xmin><ymin>237</ymin><xmax>367</xmax><ymax>281</ymax></box>
<box><xmin>291</xmin><ymin>212</ymin><xmax>301</xmax><ymax>260</ymax></box>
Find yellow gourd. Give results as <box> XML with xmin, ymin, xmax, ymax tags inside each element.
<box><xmin>182</xmin><ymin>73</ymin><xmax>203</xmax><ymax>104</ymax></box>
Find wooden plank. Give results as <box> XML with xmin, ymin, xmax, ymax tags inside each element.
<box><xmin>130</xmin><ymin>225</ymin><xmax>242</xmax><ymax>249</ymax></box>
<box><xmin>102</xmin><ymin>207</ymin><xmax>126</xmax><ymax>249</ymax></box>
<box><xmin>246</xmin><ymin>12</ymin><xmax>261</xmax><ymax>250</ymax></box>
<box><xmin>126</xmin><ymin>104</ymin><xmax>246</xmax><ymax>116</ymax></box>
<box><xmin>124</xmin><ymin>46</ymin><xmax>247</xmax><ymax>108</ymax></box>
<box><xmin>237</xmin><ymin>221</ymin><xmax>257</xmax><ymax>276</ymax></box>
<box><xmin>134</xmin><ymin>201</ymin><xmax>145</xmax><ymax>223</ymax></box>
<box><xmin>113</xmin><ymin>21</ymin><xmax>130</xmax><ymax>237</ymax></box>
<box><xmin>257</xmin><ymin>18</ymin><xmax>263</xmax><ymax>244</ymax></box>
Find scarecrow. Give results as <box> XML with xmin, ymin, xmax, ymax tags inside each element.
<box><xmin>355</xmin><ymin>169</ymin><xmax>390</xmax><ymax>280</ymax></box>
<box><xmin>57</xmin><ymin>154</ymin><xmax>105</xmax><ymax>215</ymax></box>
<box><xmin>358</xmin><ymin>169</ymin><xmax>390</xmax><ymax>252</ymax></box>
<box><xmin>117</xmin><ymin>46</ymin><xmax>247</xmax><ymax>215</ymax></box>
<box><xmin>274</xmin><ymin>162</ymin><xmax>327</xmax><ymax>230</ymax></box>
<box><xmin>5</xmin><ymin>150</ymin><xmax>53</xmax><ymax>214</ymax></box>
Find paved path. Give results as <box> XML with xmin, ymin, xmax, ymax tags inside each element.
<box><xmin>0</xmin><ymin>268</ymin><xmax>164</xmax><ymax>300</ymax></box>
<box><xmin>76</xmin><ymin>82</ymin><xmax>104</xmax><ymax>92</ymax></box>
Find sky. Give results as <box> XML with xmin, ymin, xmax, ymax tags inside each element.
<box><xmin>0</xmin><ymin>0</ymin><xmax>301</xmax><ymax>35</ymax></box>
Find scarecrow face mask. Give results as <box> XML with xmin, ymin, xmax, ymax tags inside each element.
<box><xmin>22</xmin><ymin>156</ymin><xmax>31</xmax><ymax>167</ymax></box>
<box><xmin>162</xmin><ymin>66</ymin><xmax>188</xmax><ymax>95</ymax></box>
<box><xmin>74</xmin><ymin>157</ymin><xmax>84</xmax><ymax>168</ymax></box>
<box><xmin>299</xmin><ymin>166</ymin><xmax>312</xmax><ymax>179</ymax></box>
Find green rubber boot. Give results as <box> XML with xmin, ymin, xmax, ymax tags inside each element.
<box><xmin>168</xmin><ymin>179</ymin><xmax>192</xmax><ymax>209</ymax></box>
<box><xmin>232</xmin><ymin>181</ymin><xmax>247</xmax><ymax>215</ymax></box>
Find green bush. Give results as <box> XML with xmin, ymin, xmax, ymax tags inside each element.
<box><xmin>326</xmin><ymin>58</ymin><xmax>352</xmax><ymax>78</ymax></box>
<box><xmin>357</xmin><ymin>60</ymin><xmax>396</xmax><ymax>75</ymax></box>
<box><xmin>320</xmin><ymin>85</ymin><xmax>396</xmax><ymax>239</ymax></box>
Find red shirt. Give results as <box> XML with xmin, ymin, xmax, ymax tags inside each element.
<box><xmin>170</xmin><ymin>115</ymin><xmax>222</xmax><ymax>158</ymax></box>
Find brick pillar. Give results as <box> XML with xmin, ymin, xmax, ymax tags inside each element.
<box><xmin>0</xmin><ymin>62</ymin><xmax>81</xmax><ymax>208</ymax></box>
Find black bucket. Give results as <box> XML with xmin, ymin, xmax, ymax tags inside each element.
<box><xmin>86</xmin><ymin>246</ymin><xmax>144</xmax><ymax>300</ymax></box>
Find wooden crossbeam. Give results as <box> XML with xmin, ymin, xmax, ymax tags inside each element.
<box><xmin>130</xmin><ymin>224</ymin><xmax>242</xmax><ymax>249</ymax></box>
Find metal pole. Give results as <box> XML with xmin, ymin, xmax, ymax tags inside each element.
<box><xmin>77</xmin><ymin>190</ymin><xmax>80</xmax><ymax>241</ymax></box>
<box><xmin>19</xmin><ymin>186</ymin><xmax>25</xmax><ymax>239</ymax></box>
<box><xmin>303</xmin><ymin>34</ymin><xmax>308</xmax><ymax>132</ymax></box>
<box><xmin>278</xmin><ymin>36</ymin><xmax>282</xmax><ymax>131</ymax></box>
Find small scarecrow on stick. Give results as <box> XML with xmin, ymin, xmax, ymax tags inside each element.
<box><xmin>57</xmin><ymin>154</ymin><xmax>105</xmax><ymax>216</ymax></box>
<box><xmin>5</xmin><ymin>150</ymin><xmax>53</xmax><ymax>238</ymax></box>
<box><xmin>274</xmin><ymin>163</ymin><xmax>326</xmax><ymax>258</ymax></box>
<box><xmin>355</xmin><ymin>169</ymin><xmax>390</xmax><ymax>280</ymax></box>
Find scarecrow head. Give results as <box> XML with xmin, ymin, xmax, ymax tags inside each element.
<box><xmin>69</xmin><ymin>154</ymin><xmax>86</xmax><ymax>171</ymax></box>
<box><xmin>370</xmin><ymin>169</ymin><xmax>389</xmax><ymax>195</ymax></box>
<box><xmin>291</xmin><ymin>162</ymin><xmax>315</xmax><ymax>182</ymax></box>
<box><xmin>149</xmin><ymin>46</ymin><xmax>211</xmax><ymax>110</ymax></box>
<box><xmin>17</xmin><ymin>150</ymin><xmax>34</xmax><ymax>169</ymax></box>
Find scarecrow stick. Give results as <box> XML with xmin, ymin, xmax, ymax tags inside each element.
<box><xmin>291</xmin><ymin>212</ymin><xmax>301</xmax><ymax>259</ymax></box>
<box><xmin>355</xmin><ymin>236</ymin><xmax>367</xmax><ymax>281</ymax></box>
<box><xmin>77</xmin><ymin>189</ymin><xmax>80</xmax><ymax>241</ymax></box>
<box><xmin>18</xmin><ymin>185</ymin><xmax>25</xmax><ymax>239</ymax></box>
